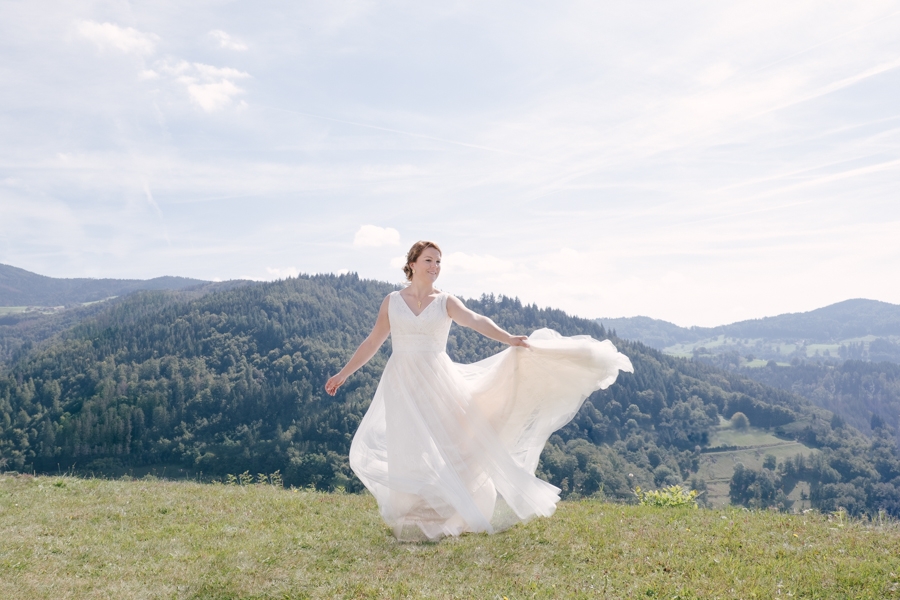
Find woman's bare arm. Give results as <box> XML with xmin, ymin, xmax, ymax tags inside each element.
<box><xmin>325</xmin><ymin>294</ymin><xmax>392</xmax><ymax>395</ymax></box>
<box><xmin>445</xmin><ymin>295</ymin><xmax>529</xmax><ymax>347</ymax></box>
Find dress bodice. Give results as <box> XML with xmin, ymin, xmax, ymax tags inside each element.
<box><xmin>388</xmin><ymin>291</ymin><xmax>452</xmax><ymax>353</ymax></box>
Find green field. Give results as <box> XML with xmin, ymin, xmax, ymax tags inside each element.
<box><xmin>663</xmin><ymin>334</ymin><xmax>897</xmax><ymax>363</ymax></box>
<box><xmin>0</xmin><ymin>297</ymin><xmax>116</xmax><ymax>314</ymax></box>
<box><xmin>697</xmin><ymin>420</ymin><xmax>817</xmax><ymax>509</ymax></box>
<box><xmin>0</xmin><ymin>305</ymin><xmax>67</xmax><ymax>315</ymax></box>
<box><xmin>2</xmin><ymin>473</ymin><xmax>899</xmax><ymax>599</ymax></box>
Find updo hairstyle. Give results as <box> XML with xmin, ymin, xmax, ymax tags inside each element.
<box><xmin>403</xmin><ymin>240</ymin><xmax>442</xmax><ymax>281</ymax></box>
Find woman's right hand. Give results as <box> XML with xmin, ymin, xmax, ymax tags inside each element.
<box><xmin>325</xmin><ymin>372</ymin><xmax>347</xmax><ymax>396</ymax></box>
<box><xmin>508</xmin><ymin>334</ymin><xmax>530</xmax><ymax>348</ymax></box>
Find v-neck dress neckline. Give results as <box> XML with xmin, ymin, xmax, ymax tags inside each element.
<box><xmin>398</xmin><ymin>290</ymin><xmax>441</xmax><ymax>318</ymax></box>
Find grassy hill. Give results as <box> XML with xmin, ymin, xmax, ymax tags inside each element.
<box><xmin>2</xmin><ymin>473</ymin><xmax>899</xmax><ymax>599</ymax></box>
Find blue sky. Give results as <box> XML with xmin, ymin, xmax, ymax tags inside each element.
<box><xmin>2</xmin><ymin>1</ymin><xmax>899</xmax><ymax>326</ymax></box>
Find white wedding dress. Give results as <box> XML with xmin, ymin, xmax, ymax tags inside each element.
<box><xmin>349</xmin><ymin>291</ymin><xmax>633</xmax><ymax>541</ymax></box>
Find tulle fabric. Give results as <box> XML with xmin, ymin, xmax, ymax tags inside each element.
<box><xmin>349</xmin><ymin>291</ymin><xmax>633</xmax><ymax>541</ymax></box>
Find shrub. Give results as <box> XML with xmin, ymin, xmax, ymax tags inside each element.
<box><xmin>731</xmin><ymin>412</ymin><xmax>750</xmax><ymax>430</ymax></box>
<box><xmin>634</xmin><ymin>485</ymin><xmax>699</xmax><ymax>509</ymax></box>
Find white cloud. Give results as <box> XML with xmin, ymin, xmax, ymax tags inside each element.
<box><xmin>442</xmin><ymin>252</ymin><xmax>514</xmax><ymax>275</ymax></box>
<box><xmin>156</xmin><ymin>59</ymin><xmax>251</xmax><ymax>112</ymax></box>
<box><xmin>209</xmin><ymin>30</ymin><xmax>248</xmax><ymax>51</ymax></box>
<box><xmin>186</xmin><ymin>79</ymin><xmax>245</xmax><ymax>112</ymax></box>
<box><xmin>193</xmin><ymin>64</ymin><xmax>251</xmax><ymax>80</ymax></box>
<box><xmin>77</xmin><ymin>21</ymin><xmax>158</xmax><ymax>55</ymax></box>
<box><xmin>353</xmin><ymin>225</ymin><xmax>400</xmax><ymax>247</ymax></box>
<box><xmin>535</xmin><ymin>248</ymin><xmax>581</xmax><ymax>273</ymax></box>
<box><xmin>266</xmin><ymin>266</ymin><xmax>300</xmax><ymax>279</ymax></box>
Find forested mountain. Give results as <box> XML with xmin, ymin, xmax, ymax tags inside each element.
<box><xmin>0</xmin><ymin>279</ymin><xmax>254</xmax><ymax>367</ymax></box>
<box><xmin>0</xmin><ymin>263</ymin><xmax>209</xmax><ymax>307</ymax></box>
<box><xmin>605</xmin><ymin>298</ymin><xmax>900</xmax><ymax>449</ymax></box>
<box><xmin>600</xmin><ymin>299</ymin><xmax>900</xmax><ymax>364</ymax></box>
<box><xmin>1</xmin><ymin>275</ymin><xmax>900</xmax><ymax>516</ymax></box>
<box><xmin>733</xmin><ymin>361</ymin><xmax>900</xmax><ymax>437</ymax></box>
<box><xmin>597</xmin><ymin>315</ymin><xmax>706</xmax><ymax>349</ymax></box>
<box><xmin>0</xmin><ymin>303</ymin><xmax>114</xmax><ymax>367</ymax></box>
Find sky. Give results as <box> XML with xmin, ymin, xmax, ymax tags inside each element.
<box><xmin>2</xmin><ymin>1</ymin><xmax>899</xmax><ymax>327</ymax></box>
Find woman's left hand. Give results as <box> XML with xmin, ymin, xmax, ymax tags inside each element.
<box><xmin>325</xmin><ymin>373</ymin><xmax>347</xmax><ymax>396</ymax></box>
<box><xmin>508</xmin><ymin>335</ymin><xmax>530</xmax><ymax>348</ymax></box>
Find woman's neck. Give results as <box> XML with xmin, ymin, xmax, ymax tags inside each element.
<box><xmin>407</xmin><ymin>280</ymin><xmax>436</xmax><ymax>296</ymax></box>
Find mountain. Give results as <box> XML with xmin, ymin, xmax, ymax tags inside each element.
<box><xmin>0</xmin><ymin>263</ymin><xmax>248</xmax><ymax>367</ymax></box>
<box><xmin>2</xmin><ymin>274</ymin><xmax>899</xmax><ymax>516</ymax></box>
<box><xmin>598</xmin><ymin>315</ymin><xmax>705</xmax><ymax>349</ymax></box>
<box><xmin>0</xmin><ymin>263</ymin><xmax>209</xmax><ymax>307</ymax></box>
<box><xmin>599</xmin><ymin>299</ymin><xmax>900</xmax><ymax>364</ymax></box>
<box><xmin>601</xmin><ymin>301</ymin><xmax>900</xmax><ymax>446</ymax></box>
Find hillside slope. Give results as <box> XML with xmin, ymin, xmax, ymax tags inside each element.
<box><xmin>0</xmin><ymin>279</ymin><xmax>255</xmax><ymax>367</ymax></box>
<box><xmin>1</xmin><ymin>275</ymin><xmax>899</xmax><ymax>514</ymax></box>
<box><xmin>3</xmin><ymin>474</ymin><xmax>899</xmax><ymax>599</ymax></box>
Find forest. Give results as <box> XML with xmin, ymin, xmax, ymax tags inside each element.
<box><xmin>2</xmin><ymin>274</ymin><xmax>900</xmax><ymax>516</ymax></box>
<box><xmin>730</xmin><ymin>360</ymin><xmax>900</xmax><ymax>437</ymax></box>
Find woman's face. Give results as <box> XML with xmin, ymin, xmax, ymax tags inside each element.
<box><xmin>411</xmin><ymin>247</ymin><xmax>441</xmax><ymax>282</ymax></box>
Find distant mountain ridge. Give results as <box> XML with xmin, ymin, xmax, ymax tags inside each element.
<box><xmin>599</xmin><ymin>299</ymin><xmax>900</xmax><ymax>347</ymax></box>
<box><xmin>598</xmin><ymin>299</ymin><xmax>900</xmax><ymax>364</ymax></box>
<box><xmin>0</xmin><ymin>263</ymin><xmax>209</xmax><ymax>307</ymax></box>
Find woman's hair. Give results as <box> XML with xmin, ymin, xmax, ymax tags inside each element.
<box><xmin>403</xmin><ymin>240</ymin><xmax>442</xmax><ymax>281</ymax></box>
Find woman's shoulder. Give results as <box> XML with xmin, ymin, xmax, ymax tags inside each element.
<box><xmin>442</xmin><ymin>291</ymin><xmax>463</xmax><ymax>307</ymax></box>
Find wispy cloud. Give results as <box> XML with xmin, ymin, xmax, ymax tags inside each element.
<box><xmin>209</xmin><ymin>30</ymin><xmax>248</xmax><ymax>51</ymax></box>
<box><xmin>442</xmin><ymin>252</ymin><xmax>515</xmax><ymax>275</ymax></box>
<box><xmin>77</xmin><ymin>21</ymin><xmax>158</xmax><ymax>55</ymax></box>
<box><xmin>2</xmin><ymin>2</ymin><xmax>899</xmax><ymax>324</ymax></box>
<box><xmin>155</xmin><ymin>60</ymin><xmax>251</xmax><ymax>112</ymax></box>
<box><xmin>354</xmin><ymin>225</ymin><xmax>400</xmax><ymax>247</ymax></box>
<box><xmin>266</xmin><ymin>266</ymin><xmax>300</xmax><ymax>279</ymax></box>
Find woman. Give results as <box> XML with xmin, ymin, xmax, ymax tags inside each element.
<box><xmin>326</xmin><ymin>240</ymin><xmax>633</xmax><ymax>541</ymax></box>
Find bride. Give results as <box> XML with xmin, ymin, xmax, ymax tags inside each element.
<box><xmin>325</xmin><ymin>240</ymin><xmax>633</xmax><ymax>541</ymax></box>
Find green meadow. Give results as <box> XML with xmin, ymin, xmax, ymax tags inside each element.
<box><xmin>661</xmin><ymin>333</ymin><xmax>897</xmax><ymax>364</ymax></box>
<box><xmin>2</xmin><ymin>473</ymin><xmax>899</xmax><ymax>599</ymax></box>
<box><xmin>697</xmin><ymin>420</ymin><xmax>818</xmax><ymax>509</ymax></box>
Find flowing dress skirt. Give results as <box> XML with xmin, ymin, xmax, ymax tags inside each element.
<box><xmin>349</xmin><ymin>323</ymin><xmax>633</xmax><ymax>541</ymax></box>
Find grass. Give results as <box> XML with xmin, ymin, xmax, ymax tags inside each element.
<box><xmin>3</xmin><ymin>474</ymin><xmax>900</xmax><ymax>598</ymax></box>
